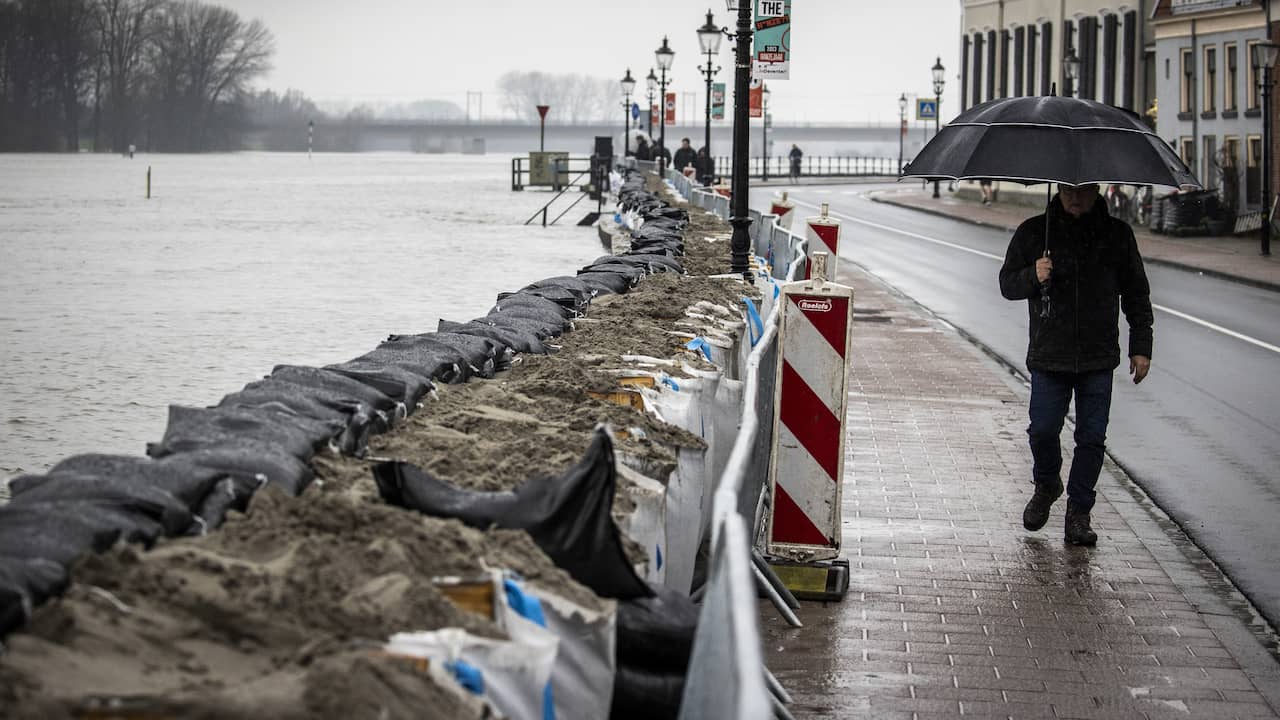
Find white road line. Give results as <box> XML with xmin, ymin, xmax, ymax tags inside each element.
<box><xmin>790</xmin><ymin>198</ymin><xmax>1280</xmax><ymax>356</ymax></box>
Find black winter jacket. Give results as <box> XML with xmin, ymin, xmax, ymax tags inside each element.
<box><xmin>999</xmin><ymin>196</ymin><xmax>1153</xmax><ymax>373</ymax></box>
<box><xmin>673</xmin><ymin>147</ymin><xmax>697</xmax><ymax>171</ymax></box>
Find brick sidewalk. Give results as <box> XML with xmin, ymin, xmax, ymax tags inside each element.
<box><xmin>871</xmin><ymin>187</ymin><xmax>1280</xmax><ymax>292</ymax></box>
<box><xmin>761</xmin><ymin>264</ymin><xmax>1280</xmax><ymax>719</ymax></box>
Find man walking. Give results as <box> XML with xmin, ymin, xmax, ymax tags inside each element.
<box><xmin>673</xmin><ymin>138</ymin><xmax>697</xmax><ymax>173</ymax></box>
<box><xmin>999</xmin><ymin>183</ymin><xmax>1153</xmax><ymax>546</ymax></box>
<box><xmin>788</xmin><ymin>143</ymin><xmax>803</xmax><ymax>183</ymax></box>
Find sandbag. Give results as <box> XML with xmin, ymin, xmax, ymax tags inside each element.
<box><xmin>375</xmin><ymin>430</ymin><xmax>651</xmax><ymax>600</ymax></box>
<box><xmin>494</xmin><ymin>292</ymin><xmax>575</xmax><ymax>319</ymax></box>
<box><xmin>438</xmin><ymin>319</ymin><xmax>548</xmax><ymax>356</ymax></box>
<box><xmin>268</xmin><ymin>364</ymin><xmax>401</xmax><ymax>419</ymax></box>
<box><xmin>7</xmin><ymin>474</ymin><xmax>194</xmax><ymax>538</ymax></box>
<box><xmin>572</xmin><ymin>275</ymin><xmax>622</xmax><ymax>297</ymax></box>
<box><xmin>510</xmin><ymin>285</ymin><xmax>591</xmax><ymax>311</ymax></box>
<box><xmin>570</xmin><ymin>271</ymin><xmax>631</xmax><ymax>295</ymax></box>
<box><xmin>610</xmin><ymin>662</ymin><xmax>684</xmax><ymax>720</ymax></box>
<box><xmin>356</xmin><ymin>343</ymin><xmax>467</xmax><ymax>385</ymax></box>
<box><xmin>12</xmin><ymin>453</ymin><xmax>223</xmax><ymax>510</ymax></box>
<box><xmin>481</xmin><ymin>310</ymin><xmax>569</xmax><ymax>340</ymax></box>
<box><xmin>0</xmin><ymin>502</ymin><xmax>164</xmax><ymax>566</ymax></box>
<box><xmin>615</xmin><ymin>584</ymin><xmax>699</xmax><ymax>670</ymax></box>
<box><xmin>325</xmin><ymin>360</ymin><xmax>434</xmax><ymax>409</ymax></box>
<box><xmin>148</xmin><ymin>405</ymin><xmax>336</xmax><ymax>463</ymax></box>
<box><xmin>165</xmin><ymin>445</ymin><xmax>313</xmax><ymax>496</ymax></box>
<box><xmin>218</xmin><ymin>383</ymin><xmax>374</xmax><ymax>456</ymax></box>
<box><xmin>522</xmin><ymin>276</ymin><xmax>600</xmax><ymax>299</ymax></box>
<box><xmin>0</xmin><ymin>555</ymin><xmax>69</xmax><ymax>637</ymax></box>
<box><xmin>192</xmin><ymin>475</ymin><xmax>260</xmax><ymax>529</ymax></box>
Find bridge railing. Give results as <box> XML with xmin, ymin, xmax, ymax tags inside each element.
<box><xmin>709</xmin><ymin>155</ymin><xmax>901</xmax><ymax>180</ymax></box>
<box><xmin>511</xmin><ymin>155</ymin><xmax>594</xmax><ymax>191</ymax></box>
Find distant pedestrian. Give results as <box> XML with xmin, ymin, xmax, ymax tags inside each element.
<box><xmin>998</xmin><ymin>183</ymin><xmax>1153</xmax><ymax>547</ymax></box>
<box><xmin>980</xmin><ymin>179</ymin><xmax>994</xmax><ymax>205</ymax></box>
<box><xmin>634</xmin><ymin>135</ymin><xmax>651</xmax><ymax>161</ymax></box>
<box><xmin>652</xmin><ymin>141</ymin><xmax>671</xmax><ymax>165</ymax></box>
<box><xmin>673</xmin><ymin>138</ymin><xmax>697</xmax><ymax>173</ymax></box>
<box><xmin>696</xmin><ymin>146</ymin><xmax>714</xmax><ymax>185</ymax></box>
<box><xmin>788</xmin><ymin>144</ymin><xmax>803</xmax><ymax>183</ymax></box>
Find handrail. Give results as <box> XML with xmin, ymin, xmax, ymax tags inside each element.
<box><xmin>523</xmin><ymin>164</ymin><xmax>591</xmax><ymax>226</ymax></box>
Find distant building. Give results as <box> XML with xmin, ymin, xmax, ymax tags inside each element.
<box><xmin>959</xmin><ymin>1</ymin><xmax>1155</xmax><ymax>115</ymax></box>
<box><xmin>1151</xmin><ymin>0</ymin><xmax>1269</xmax><ymax>214</ymax></box>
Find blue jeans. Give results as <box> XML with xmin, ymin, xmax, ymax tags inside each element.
<box><xmin>1028</xmin><ymin>369</ymin><xmax>1114</xmax><ymax>514</ymax></box>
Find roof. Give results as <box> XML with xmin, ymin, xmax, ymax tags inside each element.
<box><xmin>1151</xmin><ymin>0</ymin><xmax>1262</xmax><ymax>20</ymax></box>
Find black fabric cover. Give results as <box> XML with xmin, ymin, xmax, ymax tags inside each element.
<box><xmin>437</xmin><ymin>319</ymin><xmax>548</xmax><ymax>356</ymax></box>
<box><xmin>269</xmin><ymin>365</ymin><xmax>400</xmax><ymax>419</ymax></box>
<box><xmin>374</xmin><ymin>430</ymin><xmax>651</xmax><ymax>600</ymax></box>
<box><xmin>0</xmin><ymin>556</ymin><xmax>68</xmax><ymax>638</ymax></box>
<box><xmin>610</xmin><ymin>663</ymin><xmax>685</xmax><ymax>720</ymax></box>
<box><xmin>14</xmin><ymin>453</ymin><xmax>224</xmax><ymax>510</ymax></box>
<box><xmin>149</xmin><ymin>405</ymin><xmax>336</xmax><ymax>463</ymax></box>
<box><xmin>325</xmin><ymin>360</ymin><xmax>434</xmax><ymax>409</ymax></box>
<box><xmin>615</xmin><ymin>584</ymin><xmax>700</xmax><ymax>669</ymax></box>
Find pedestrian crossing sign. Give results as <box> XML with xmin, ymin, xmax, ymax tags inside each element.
<box><xmin>917</xmin><ymin>99</ymin><xmax>938</xmax><ymax>120</ymax></box>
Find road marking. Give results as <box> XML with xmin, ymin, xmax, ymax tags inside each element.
<box><xmin>790</xmin><ymin>198</ymin><xmax>1280</xmax><ymax>356</ymax></box>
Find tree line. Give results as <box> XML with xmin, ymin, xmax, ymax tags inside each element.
<box><xmin>0</xmin><ymin>0</ymin><xmax>273</xmax><ymax>152</ymax></box>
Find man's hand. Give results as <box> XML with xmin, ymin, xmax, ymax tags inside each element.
<box><xmin>1035</xmin><ymin>253</ymin><xmax>1053</xmax><ymax>284</ymax></box>
<box><xmin>1129</xmin><ymin>355</ymin><xmax>1150</xmax><ymax>384</ymax></box>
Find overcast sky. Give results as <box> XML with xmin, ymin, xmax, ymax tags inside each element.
<box><xmin>215</xmin><ymin>0</ymin><xmax>962</xmax><ymax>124</ymax></box>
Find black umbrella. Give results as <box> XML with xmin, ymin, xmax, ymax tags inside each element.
<box><xmin>901</xmin><ymin>96</ymin><xmax>1200</xmax><ymax>319</ymax></box>
<box><xmin>901</xmin><ymin>96</ymin><xmax>1200</xmax><ymax>189</ymax></box>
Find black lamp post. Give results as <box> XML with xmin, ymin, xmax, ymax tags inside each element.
<box><xmin>655</xmin><ymin>36</ymin><xmax>675</xmax><ymax>174</ymax></box>
<box><xmin>1253</xmin><ymin>41</ymin><xmax>1279</xmax><ymax>256</ymax></box>
<box><xmin>761</xmin><ymin>84</ymin><xmax>771</xmax><ymax>181</ymax></box>
<box><xmin>1063</xmin><ymin>48</ymin><xmax>1080</xmax><ymax>97</ymax></box>
<box><xmin>727</xmin><ymin>0</ymin><xmax>753</xmax><ymax>277</ymax></box>
<box><xmin>898</xmin><ymin>93</ymin><xmax>907</xmax><ymax>175</ymax></box>
<box><xmin>697</xmin><ymin>10</ymin><xmax>722</xmax><ymax>185</ymax></box>
<box><xmin>621</xmin><ymin>68</ymin><xmax>636</xmax><ymax>157</ymax></box>
<box><xmin>931</xmin><ymin>57</ymin><xmax>945</xmax><ymax>198</ymax></box>
<box><xmin>646</xmin><ymin>68</ymin><xmax>658</xmax><ymax>137</ymax></box>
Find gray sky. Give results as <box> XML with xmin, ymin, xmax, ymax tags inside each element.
<box><xmin>216</xmin><ymin>0</ymin><xmax>962</xmax><ymax>124</ymax></box>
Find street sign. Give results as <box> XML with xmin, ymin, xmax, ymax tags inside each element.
<box><xmin>711</xmin><ymin>82</ymin><xmax>726</xmax><ymax>120</ymax></box>
<box><xmin>754</xmin><ymin>0</ymin><xmax>791</xmax><ymax>80</ymax></box>
<box><xmin>631</xmin><ymin>102</ymin><xmax>640</xmax><ymax>120</ymax></box>
<box><xmin>916</xmin><ymin>98</ymin><xmax>937</xmax><ymax>120</ymax></box>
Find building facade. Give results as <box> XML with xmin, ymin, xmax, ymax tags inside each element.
<box><xmin>1152</xmin><ymin>0</ymin><xmax>1269</xmax><ymax>214</ymax></box>
<box><xmin>960</xmin><ymin>1</ymin><xmax>1155</xmax><ymax>115</ymax></box>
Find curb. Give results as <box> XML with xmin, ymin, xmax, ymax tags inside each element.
<box><xmin>870</xmin><ymin>194</ymin><xmax>1280</xmax><ymax>294</ymax></box>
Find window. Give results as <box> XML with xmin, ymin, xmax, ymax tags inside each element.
<box><xmin>1181</xmin><ymin>48</ymin><xmax>1194</xmax><ymax>113</ymax></box>
<box><xmin>1248</xmin><ymin>40</ymin><xmax>1261</xmax><ymax>110</ymax></box>
<box><xmin>1204</xmin><ymin>46</ymin><xmax>1217</xmax><ymax>113</ymax></box>
<box><xmin>1247</xmin><ymin>135</ymin><xmax>1262</xmax><ymax>204</ymax></box>
<box><xmin>1180</xmin><ymin>136</ymin><xmax>1195</xmax><ymax>168</ymax></box>
<box><xmin>1203</xmin><ymin>136</ymin><xmax>1217</xmax><ymax>189</ymax></box>
<box><xmin>1222</xmin><ymin>136</ymin><xmax>1241</xmax><ymax>209</ymax></box>
<box><xmin>1225</xmin><ymin>43</ymin><xmax>1238</xmax><ymax>111</ymax></box>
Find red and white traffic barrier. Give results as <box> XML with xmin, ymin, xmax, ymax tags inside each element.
<box><xmin>765</xmin><ymin>252</ymin><xmax>853</xmax><ymax>562</ymax></box>
<box><xmin>770</xmin><ymin>191</ymin><xmax>796</xmax><ymax>230</ymax></box>
<box><xmin>804</xmin><ymin>203</ymin><xmax>841</xmax><ymax>280</ymax></box>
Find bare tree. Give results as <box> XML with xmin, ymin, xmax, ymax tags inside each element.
<box><xmin>94</xmin><ymin>0</ymin><xmax>164</xmax><ymax>151</ymax></box>
<box><xmin>498</xmin><ymin>70</ymin><xmax>614</xmax><ymax>123</ymax></box>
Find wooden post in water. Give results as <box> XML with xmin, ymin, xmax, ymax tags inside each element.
<box><xmin>146</xmin><ymin>166</ymin><xmax>151</xmax><ymax>199</ymax></box>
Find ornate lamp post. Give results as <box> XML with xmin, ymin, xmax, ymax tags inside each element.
<box><xmin>1252</xmin><ymin>41</ymin><xmax>1279</xmax><ymax>256</ymax></box>
<box><xmin>697</xmin><ymin>10</ymin><xmax>722</xmax><ymax>185</ymax></box>
<box><xmin>621</xmin><ymin>68</ymin><xmax>636</xmax><ymax>157</ymax></box>
<box><xmin>898</xmin><ymin>92</ymin><xmax>908</xmax><ymax>175</ymax></box>
<box><xmin>655</xmin><ymin>36</ymin><xmax>675</xmax><ymax>174</ymax></box>
<box><xmin>761</xmin><ymin>84</ymin><xmax>771</xmax><ymax>181</ymax></box>
<box><xmin>725</xmin><ymin>0</ymin><xmax>754</xmax><ymax>277</ymax></box>
<box><xmin>646</xmin><ymin>68</ymin><xmax>658</xmax><ymax>137</ymax></box>
<box><xmin>931</xmin><ymin>57</ymin><xmax>945</xmax><ymax>198</ymax></box>
<box><xmin>1063</xmin><ymin>48</ymin><xmax>1080</xmax><ymax>98</ymax></box>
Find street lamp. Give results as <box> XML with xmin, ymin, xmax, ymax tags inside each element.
<box><xmin>761</xmin><ymin>84</ymin><xmax>771</xmax><ymax>181</ymax></box>
<box><xmin>1252</xmin><ymin>41</ymin><xmax>1279</xmax><ymax>256</ymax></box>
<box><xmin>898</xmin><ymin>93</ymin><xmax>908</xmax><ymax>175</ymax></box>
<box><xmin>655</xmin><ymin>36</ymin><xmax>675</xmax><ymax>174</ymax></box>
<box><xmin>726</xmin><ymin>0</ymin><xmax>754</xmax><ymax>277</ymax></box>
<box><xmin>931</xmin><ymin>57</ymin><xmax>945</xmax><ymax>198</ymax></box>
<box><xmin>697</xmin><ymin>9</ymin><xmax>722</xmax><ymax>185</ymax></box>
<box><xmin>1063</xmin><ymin>48</ymin><xmax>1080</xmax><ymax>98</ymax></box>
<box><xmin>621</xmin><ymin>68</ymin><xmax>636</xmax><ymax>157</ymax></box>
<box><xmin>646</xmin><ymin>68</ymin><xmax>658</xmax><ymax>137</ymax></box>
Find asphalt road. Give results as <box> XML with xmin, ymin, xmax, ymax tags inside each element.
<box><xmin>752</xmin><ymin>182</ymin><xmax>1280</xmax><ymax>629</ymax></box>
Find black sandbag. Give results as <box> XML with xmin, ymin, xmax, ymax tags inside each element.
<box><xmin>510</xmin><ymin>285</ymin><xmax>591</xmax><ymax>311</ymax></box>
<box><xmin>8</xmin><ymin>473</ymin><xmax>195</xmax><ymax>538</ymax></box>
<box><xmin>582</xmin><ymin>263</ymin><xmax>647</xmax><ymax>283</ymax></box>
<box><xmin>389</xmin><ymin>332</ymin><xmax>511</xmax><ymax>378</ymax></box>
<box><xmin>494</xmin><ymin>291</ymin><xmax>575</xmax><ymax>319</ymax></box>
<box><xmin>269</xmin><ymin>365</ymin><xmax>400</xmax><ymax>419</ymax></box>
<box><xmin>570</xmin><ymin>271</ymin><xmax>631</xmax><ymax>295</ymax></box>
<box><xmin>0</xmin><ymin>555</ymin><xmax>68</xmax><ymax>638</ymax></box>
<box><xmin>438</xmin><ymin>319</ymin><xmax>548</xmax><ymax>355</ymax></box>
<box><xmin>218</xmin><ymin>384</ymin><xmax>373</xmax><ymax>456</ymax></box>
<box><xmin>18</xmin><ymin>454</ymin><xmax>226</xmax><ymax>510</ymax></box>
<box><xmin>482</xmin><ymin>308</ymin><xmax>569</xmax><ymax>338</ymax></box>
<box><xmin>617</xmin><ymin>254</ymin><xmax>684</xmax><ymax>273</ymax></box>
<box><xmin>325</xmin><ymin>360</ymin><xmax>434</xmax><ymax>409</ymax></box>
<box><xmin>0</xmin><ymin>502</ymin><xmax>164</xmax><ymax>566</ymax></box>
<box><xmin>609</xmin><ymin>663</ymin><xmax>684</xmax><ymax>720</ymax></box>
<box><xmin>192</xmin><ymin>475</ymin><xmax>259</xmax><ymax>530</ymax></box>
<box><xmin>356</xmin><ymin>344</ymin><xmax>467</xmax><ymax>385</ymax></box>
<box><xmin>149</xmin><ymin>405</ymin><xmax>336</xmax><ymax>463</ymax></box>
<box><xmin>572</xmin><ymin>274</ymin><xmax>621</xmax><ymax>297</ymax></box>
<box><xmin>374</xmin><ymin>430</ymin><xmax>651</xmax><ymax>600</ymax></box>
<box><xmin>615</xmin><ymin>584</ymin><xmax>699</xmax><ymax>669</ymax></box>
<box><xmin>522</xmin><ymin>275</ymin><xmax>600</xmax><ymax>299</ymax></box>
<box><xmin>166</xmin><ymin>445</ymin><xmax>313</xmax><ymax>496</ymax></box>
<box><xmin>487</xmin><ymin>299</ymin><xmax>572</xmax><ymax>330</ymax></box>
<box><xmin>629</xmin><ymin>239</ymin><xmax>684</xmax><ymax>257</ymax></box>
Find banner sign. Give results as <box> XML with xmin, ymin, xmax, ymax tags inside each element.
<box><xmin>749</xmin><ymin>78</ymin><xmax>763</xmax><ymax>118</ymax></box>
<box><xmin>651</xmin><ymin>104</ymin><xmax>659</xmax><ymax>128</ymax></box>
<box><xmin>711</xmin><ymin>83</ymin><xmax>726</xmax><ymax>120</ymax></box>
<box><xmin>754</xmin><ymin>0</ymin><xmax>791</xmax><ymax>80</ymax></box>
<box><xmin>665</xmin><ymin>92</ymin><xmax>676</xmax><ymax>124</ymax></box>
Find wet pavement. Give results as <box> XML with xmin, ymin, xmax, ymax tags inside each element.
<box><xmin>871</xmin><ymin>185</ymin><xmax>1280</xmax><ymax>292</ymax></box>
<box><xmin>760</xmin><ymin>264</ymin><xmax>1280</xmax><ymax>719</ymax></box>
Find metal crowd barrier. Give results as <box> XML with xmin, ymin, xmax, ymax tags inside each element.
<box><xmin>663</xmin><ymin>167</ymin><xmax>808</xmax><ymax>719</ymax></box>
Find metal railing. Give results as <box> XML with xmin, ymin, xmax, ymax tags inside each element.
<box><xmin>511</xmin><ymin>155</ymin><xmax>594</xmax><ymax>191</ymax></box>
<box><xmin>710</xmin><ymin>155</ymin><xmax>900</xmax><ymax>180</ymax></box>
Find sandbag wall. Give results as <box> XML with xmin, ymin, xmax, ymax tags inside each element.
<box><xmin>0</xmin><ymin>167</ymin><xmax>760</xmax><ymax>719</ymax></box>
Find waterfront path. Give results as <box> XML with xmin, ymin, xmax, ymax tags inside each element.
<box><xmin>758</xmin><ymin>260</ymin><xmax>1280</xmax><ymax>719</ymax></box>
